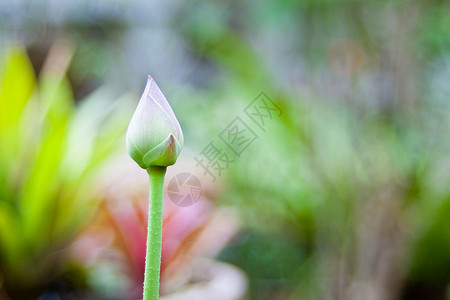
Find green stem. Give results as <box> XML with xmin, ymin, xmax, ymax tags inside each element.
<box><xmin>143</xmin><ymin>166</ymin><xmax>166</xmax><ymax>300</ymax></box>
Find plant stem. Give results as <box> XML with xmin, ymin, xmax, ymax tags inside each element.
<box><xmin>143</xmin><ymin>166</ymin><xmax>166</xmax><ymax>300</ymax></box>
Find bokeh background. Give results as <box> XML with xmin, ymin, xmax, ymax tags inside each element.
<box><xmin>0</xmin><ymin>0</ymin><xmax>449</xmax><ymax>299</ymax></box>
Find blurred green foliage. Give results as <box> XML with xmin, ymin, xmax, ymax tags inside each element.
<box><xmin>174</xmin><ymin>1</ymin><xmax>450</xmax><ymax>299</ymax></box>
<box><xmin>0</xmin><ymin>46</ymin><xmax>131</xmax><ymax>299</ymax></box>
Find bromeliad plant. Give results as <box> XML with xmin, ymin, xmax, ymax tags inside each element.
<box><xmin>126</xmin><ymin>76</ymin><xmax>183</xmax><ymax>300</ymax></box>
<box><xmin>0</xmin><ymin>44</ymin><xmax>132</xmax><ymax>299</ymax></box>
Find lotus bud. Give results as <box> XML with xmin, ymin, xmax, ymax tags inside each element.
<box><xmin>126</xmin><ymin>76</ymin><xmax>183</xmax><ymax>169</ymax></box>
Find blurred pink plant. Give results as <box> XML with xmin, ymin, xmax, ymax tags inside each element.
<box><xmin>70</xmin><ymin>165</ymin><xmax>238</xmax><ymax>298</ymax></box>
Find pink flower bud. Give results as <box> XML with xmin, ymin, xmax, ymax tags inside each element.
<box><xmin>126</xmin><ymin>76</ymin><xmax>183</xmax><ymax>169</ymax></box>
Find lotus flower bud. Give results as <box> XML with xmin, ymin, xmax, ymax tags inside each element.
<box><xmin>126</xmin><ymin>76</ymin><xmax>183</xmax><ymax>169</ymax></box>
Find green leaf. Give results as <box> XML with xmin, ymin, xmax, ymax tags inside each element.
<box><xmin>20</xmin><ymin>75</ymin><xmax>73</xmax><ymax>249</ymax></box>
<box><xmin>0</xmin><ymin>46</ymin><xmax>36</xmax><ymax>134</ymax></box>
<box><xmin>0</xmin><ymin>47</ymin><xmax>36</xmax><ymax>200</ymax></box>
<box><xmin>0</xmin><ymin>202</ymin><xmax>26</xmax><ymax>278</ymax></box>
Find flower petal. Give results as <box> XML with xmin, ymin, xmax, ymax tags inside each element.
<box><xmin>143</xmin><ymin>134</ymin><xmax>181</xmax><ymax>167</ymax></box>
<box><xmin>146</xmin><ymin>76</ymin><xmax>183</xmax><ymax>144</ymax></box>
<box><xmin>127</xmin><ymin>94</ymin><xmax>177</xmax><ymax>155</ymax></box>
